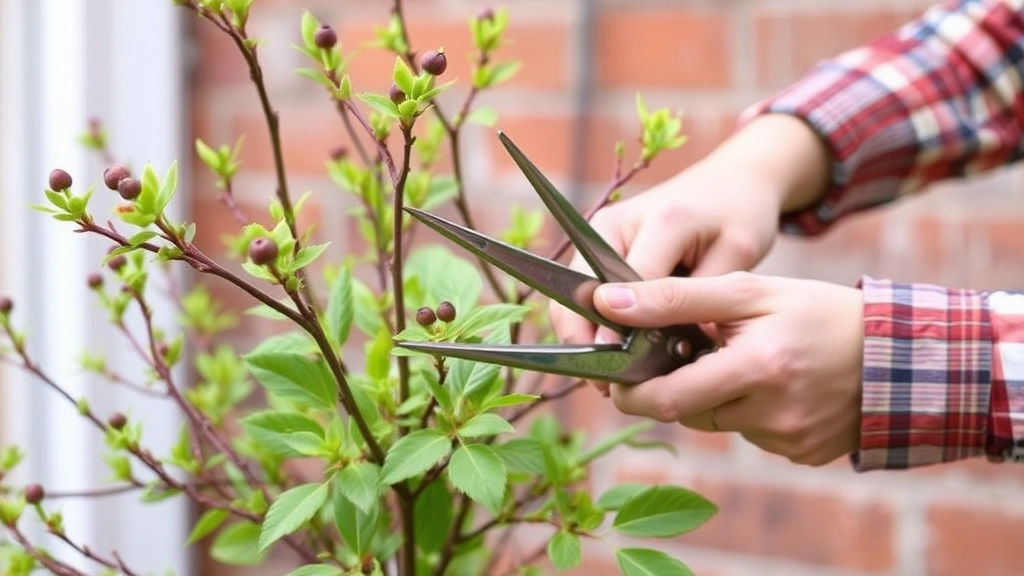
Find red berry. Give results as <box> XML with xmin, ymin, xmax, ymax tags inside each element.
<box><xmin>415</xmin><ymin>306</ymin><xmax>436</xmax><ymax>327</ymax></box>
<box><xmin>48</xmin><ymin>169</ymin><xmax>73</xmax><ymax>191</ymax></box>
<box><xmin>87</xmin><ymin>273</ymin><xmax>103</xmax><ymax>289</ymax></box>
<box><xmin>108</xmin><ymin>413</ymin><xmax>128</xmax><ymax>430</ymax></box>
<box><xmin>436</xmin><ymin>301</ymin><xmax>456</xmax><ymax>323</ymax></box>
<box><xmin>420</xmin><ymin>50</ymin><xmax>447</xmax><ymax>76</ymax></box>
<box><xmin>314</xmin><ymin>24</ymin><xmax>337</xmax><ymax>49</ymax></box>
<box><xmin>103</xmin><ymin>165</ymin><xmax>131</xmax><ymax>191</ymax></box>
<box><xmin>477</xmin><ymin>7</ymin><xmax>495</xmax><ymax>21</ymax></box>
<box><xmin>23</xmin><ymin>484</ymin><xmax>44</xmax><ymax>505</ymax></box>
<box><xmin>0</xmin><ymin>296</ymin><xmax>12</xmax><ymax>314</ymax></box>
<box><xmin>117</xmin><ymin>177</ymin><xmax>142</xmax><ymax>201</ymax></box>
<box><xmin>248</xmin><ymin>237</ymin><xmax>279</xmax><ymax>266</ymax></box>
<box><xmin>389</xmin><ymin>83</ymin><xmax>406</xmax><ymax>104</ymax></box>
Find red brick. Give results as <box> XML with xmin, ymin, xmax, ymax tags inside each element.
<box><xmin>681</xmin><ymin>477</ymin><xmax>895</xmax><ymax>571</ymax></box>
<box><xmin>595</xmin><ymin>8</ymin><xmax>733</xmax><ymax>89</ymax></box>
<box><xmin>927</xmin><ymin>501</ymin><xmax>1024</xmax><ymax>576</ymax></box>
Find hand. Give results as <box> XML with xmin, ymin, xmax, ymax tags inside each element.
<box><xmin>551</xmin><ymin>114</ymin><xmax>832</xmax><ymax>354</ymax></box>
<box><xmin>593</xmin><ymin>272</ymin><xmax>863</xmax><ymax>466</ymax></box>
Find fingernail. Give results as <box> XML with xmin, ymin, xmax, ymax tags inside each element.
<box><xmin>597</xmin><ymin>285</ymin><xmax>635</xmax><ymax>310</ymax></box>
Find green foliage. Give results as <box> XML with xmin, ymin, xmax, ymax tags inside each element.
<box><xmin>0</xmin><ymin>2</ymin><xmax>716</xmax><ymax>576</ymax></box>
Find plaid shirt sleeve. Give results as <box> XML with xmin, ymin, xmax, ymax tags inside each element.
<box><xmin>740</xmin><ymin>0</ymin><xmax>1024</xmax><ymax>470</ymax></box>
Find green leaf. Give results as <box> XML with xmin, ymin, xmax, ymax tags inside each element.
<box><xmin>358</xmin><ymin>93</ymin><xmax>401</xmax><ymax>118</ymax></box>
<box><xmin>613</xmin><ymin>486</ymin><xmax>716</xmax><ymax>538</ymax></box>
<box><xmin>300</xmin><ymin>11</ymin><xmax>319</xmax><ymax>52</ymax></box>
<box><xmin>548</xmin><ymin>531</ymin><xmax>582</xmax><ymax>572</ymax></box>
<box><xmin>615</xmin><ymin>548</ymin><xmax>694</xmax><ymax>576</ymax></box>
<box><xmin>482</xmin><ymin>393</ymin><xmax>539</xmax><ymax>411</ymax></box>
<box><xmin>414</xmin><ymin>480</ymin><xmax>453</xmax><ymax>554</ymax></box>
<box><xmin>392</xmin><ymin>56</ymin><xmax>415</xmax><ymax>95</ymax></box>
<box><xmin>240</xmin><ymin>411</ymin><xmax>325</xmax><ymax>458</ymax></box>
<box><xmin>187</xmin><ymin>508</ymin><xmax>229</xmax><ymax>544</ymax></box>
<box><xmin>380</xmin><ymin>429</ymin><xmax>451</xmax><ymax>485</ymax></box>
<box><xmin>286</xmin><ymin>565</ymin><xmax>344</xmax><ymax>576</ymax></box>
<box><xmin>243</xmin><ymin>350</ymin><xmax>337</xmax><ymax>409</ymax></box>
<box><xmin>258</xmin><ymin>482</ymin><xmax>330</xmax><ymax>552</ymax></box>
<box><xmin>156</xmin><ymin>160</ymin><xmax>179</xmax><ymax>214</ymax></box>
<box><xmin>292</xmin><ymin>242</ymin><xmax>329</xmax><ymax>270</ymax></box>
<box><xmin>488</xmin><ymin>61</ymin><xmax>521</xmax><ymax>86</ymax></box>
<box><xmin>281</xmin><ymin>431</ymin><xmax>328</xmax><ymax>456</ymax></box>
<box><xmin>577</xmin><ymin>421</ymin><xmax>654</xmax><ymax>465</ymax></box>
<box><xmin>404</xmin><ymin>246</ymin><xmax>481</xmax><ymax>313</ymax></box>
<box><xmin>332</xmin><ymin>477</ymin><xmax>378</xmax><ymax>557</ymax></box>
<box><xmin>448</xmin><ymin>303</ymin><xmax>529</xmax><ymax>341</ymax></box>
<box><xmin>458</xmin><ymin>413</ymin><xmax>514</xmax><ymax>439</ymax></box>
<box><xmin>336</xmin><ymin>462</ymin><xmax>381</xmax><ymax>514</ymax></box>
<box><xmin>211</xmin><ymin>521</ymin><xmax>266</xmax><ymax>566</ymax></box>
<box><xmin>494</xmin><ymin>438</ymin><xmax>546</xmax><ymax>475</ymax></box>
<box><xmin>326</xmin><ymin>264</ymin><xmax>354</xmax><ymax>347</ymax></box>
<box><xmin>597</xmin><ymin>483</ymin><xmax>648</xmax><ymax>512</ymax></box>
<box><xmin>466</xmin><ymin>107</ymin><xmax>498</xmax><ymax>127</ymax></box>
<box><xmin>447</xmin><ymin>443</ymin><xmax>506</xmax><ymax>515</ymax></box>
<box><xmin>365</xmin><ymin>328</ymin><xmax>393</xmax><ymax>381</ymax></box>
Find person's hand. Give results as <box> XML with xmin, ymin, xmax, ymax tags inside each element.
<box><xmin>593</xmin><ymin>272</ymin><xmax>863</xmax><ymax>466</ymax></box>
<box><xmin>551</xmin><ymin>114</ymin><xmax>832</xmax><ymax>355</ymax></box>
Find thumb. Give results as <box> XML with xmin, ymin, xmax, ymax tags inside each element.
<box><xmin>594</xmin><ymin>275</ymin><xmax>766</xmax><ymax>327</ymax></box>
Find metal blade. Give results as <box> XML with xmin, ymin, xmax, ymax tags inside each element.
<box><xmin>405</xmin><ymin>207</ymin><xmax>627</xmax><ymax>333</ymax></box>
<box><xmin>498</xmin><ymin>131</ymin><xmax>641</xmax><ymax>283</ymax></box>
<box><xmin>395</xmin><ymin>340</ymin><xmax>651</xmax><ymax>384</ymax></box>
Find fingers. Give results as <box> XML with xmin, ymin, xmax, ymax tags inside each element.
<box><xmin>609</xmin><ymin>347</ymin><xmax>750</xmax><ymax>422</ymax></box>
<box><xmin>594</xmin><ymin>274</ymin><xmax>768</xmax><ymax>327</ymax></box>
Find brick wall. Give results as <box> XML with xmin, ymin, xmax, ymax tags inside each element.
<box><xmin>189</xmin><ymin>1</ymin><xmax>1024</xmax><ymax>575</ymax></box>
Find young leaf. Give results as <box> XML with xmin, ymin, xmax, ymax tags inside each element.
<box><xmin>494</xmin><ymin>438</ymin><xmax>546</xmax><ymax>475</ymax></box>
<box><xmin>392</xmin><ymin>56</ymin><xmax>415</xmax><ymax>94</ymax></box>
<box><xmin>447</xmin><ymin>443</ymin><xmax>507</xmax><ymax>514</ymax></box>
<box><xmin>414</xmin><ymin>480</ymin><xmax>453</xmax><ymax>554</ymax></box>
<box><xmin>458</xmin><ymin>413</ymin><xmax>514</xmax><ymax>439</ymax></box>
<box><xmin>286</xmin><ymin>566</ymin><xmax>345</xmax><ymax>576</ymax></box>
<box><xmin>482</xmin><ymin>393</ymin><xmax>539</xmax><ymax>411</ymax></box>
<box><xmin>465</xmin><ymin>106</ymin><xmax>498</xmax><ymax>127</ymax></box>
<box><xmin>547</xmin><ymin>531</ymin><xmax>582</xmax><ymax>572</ymax></box>
<box><xmin>332</xmin><ymin>478</ymin><xmax>379</xmax><ymax>557</ymax></box>
<box><xmin>596</xmin><ymin>483</ymin><xmax>648</xmax><ymax>512</ymax></box>
<box><xmin>336</xmin><ymin>461</ymin><xmax>381</xmax><ymax>514</ymax></box>
<box><xmin>211</xmin><ymin>521</ymin><xmax>266</xmax><ymax>566</ymax></box>
<box><xmin>187</xmin><ymin>508</ymin><xmax>229</xmax><ymax>544</ymax></box>
<box><xmin>258</xmin><ymin>482</ymin><xmax>331</xmax><ymax>552</ymax></box>
<box><xmin>243</xmin><ymin>350</ymin><xmax>337</xmax><ymax>409</ymax></box>
<box><xmin>577</xmin><ymin>421</ymin><xmax>654</xmax><ymax>465</ymax></box>
<box><xmin>358</xmin><ymin>93</ymin><xmax>401</xmax><ymax>119</ymax></box>
<box><xmin>380</xmin><ymin>429</ymin><xmax>451</xmax><ymax>485</ymax></box>
<box><xmin>612</xmin><ymin>486</ymin><xmax>716</xmax><ymax>538</ymax></box>
<box><xmin>326</xmin><ymin>264</ymin><xmax>354</xmax><ymax>347</ymax></box>
<box><xmin>240</xmin><ymin>411</ymin><xmax>325</xmax><ymax>459</ymax></box>
<box><xmin>447</xmin><ymin>303</ymin><xmax>529</xmax><ymax>341</ymax></box>
<box><xmin>615</xmin><ymin>548</ymin><xmax>694</xmax><ymax>576</ymax></box>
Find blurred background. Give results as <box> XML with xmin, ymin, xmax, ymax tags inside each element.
<box><xmin>4</xmin><ymin>0</ymin><xmax>1024</xmax><ymax>575</ymax></box>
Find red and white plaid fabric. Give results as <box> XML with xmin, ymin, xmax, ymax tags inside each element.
<box><xmin>744</xmin><ymin>0</ymin><xmax>1024</xmax><ymax>469</ymax></box>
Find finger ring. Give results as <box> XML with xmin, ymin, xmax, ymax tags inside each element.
<box><xmin>710</xmin><ymin>408</ymin><xmax>720</xmax><ymax>432</ymax></box>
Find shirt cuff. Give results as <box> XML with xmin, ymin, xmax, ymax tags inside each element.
<box><xmin>853</xmin><ymin>277</ymin><xmax>993</xmax><ymax>471</ymax></box>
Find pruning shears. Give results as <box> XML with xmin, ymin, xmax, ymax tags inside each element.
<box><xmin>395</xmin><ymin>132</ymin><xmax>716</xmax><ymax>384</ymax></box>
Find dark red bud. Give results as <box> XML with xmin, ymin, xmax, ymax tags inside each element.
<box><xmin>48</xmin><ymin>169</ymin><xmax>73</xmax><ymax>192</ymax></box>
<box><xmin>477</xmin><ymin>7</ymin><xmax>495</xmax><ymax>21</ymax></box>
<box><xmin>248</xmin><ymin>237</ymin><xmax>279</xmax><ymax>266</ymax></box>
<box><xmin>117</xmin><ymin>177</ymin><xmax>142</xmax><ymax>201</ymax></box>
<box><xmin>436</xmin><ymin>301</ymin><xmax>456</xmax><ymax>323</ymax></box>
<box><xmin>107</xmin><ymin>254</ymin><xmax>127</xmax><ymax>272</ymax></box>
<box><xmin>86</xmin><ymin>273</ymin><xmax>103</xmax><ymax>289</ymax></box>
<box><xmin>329</xmin><ymin>146</ymin><xmax>349</xmax><ymax>161</ymax></box>
<box><xmin>420</xmin><ymin>50</ymin><xmax>447</xmax><ymax>76</ymax></box>
<box><xmin>103</xmin><ymin>165</ymin><xmax>131</xmax><ymax>191</ymax></box>
<box><xmin>314</xmin><ymin>24</ymin><xmax>338</xmax><ymax>49</ymax></box>
<box><xmin>389</xmin><ymin>83</ymin><xmax>406</xmax><ymax>104</ymax></box>
<box><xmin>157</xmin><ymin>342</ymin><xmax>170</xmax><ymax>358</ymax></box>
<box><xmin>108</xmin><ymin>413</ymin><xmax>128</xmax><ymax>430</ymax></box>
<box><xmin>23</xmin><ymin>484</ymin><xmax>45</xmax><ymax>505</ymax></box>
<box><xmin>0</xmin><ymin>296</ymin><xmax>12</xmax><ymax>314</ymax></box>
<box><xmin>415</xmin><ymin>306</ymin><xmax>436</xmax><ymax>327</ymax></box>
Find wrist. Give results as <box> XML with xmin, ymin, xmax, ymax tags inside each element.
<box><xmin>710</xmin><ymin>113</ymin><xmax>832</xmax><ymax>215</ymax></box>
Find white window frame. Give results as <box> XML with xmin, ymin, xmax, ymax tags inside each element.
<box><xmin>1</xmin><ymin>0</ymin><xmax>189</xmax><ymax>572</ymax></box>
